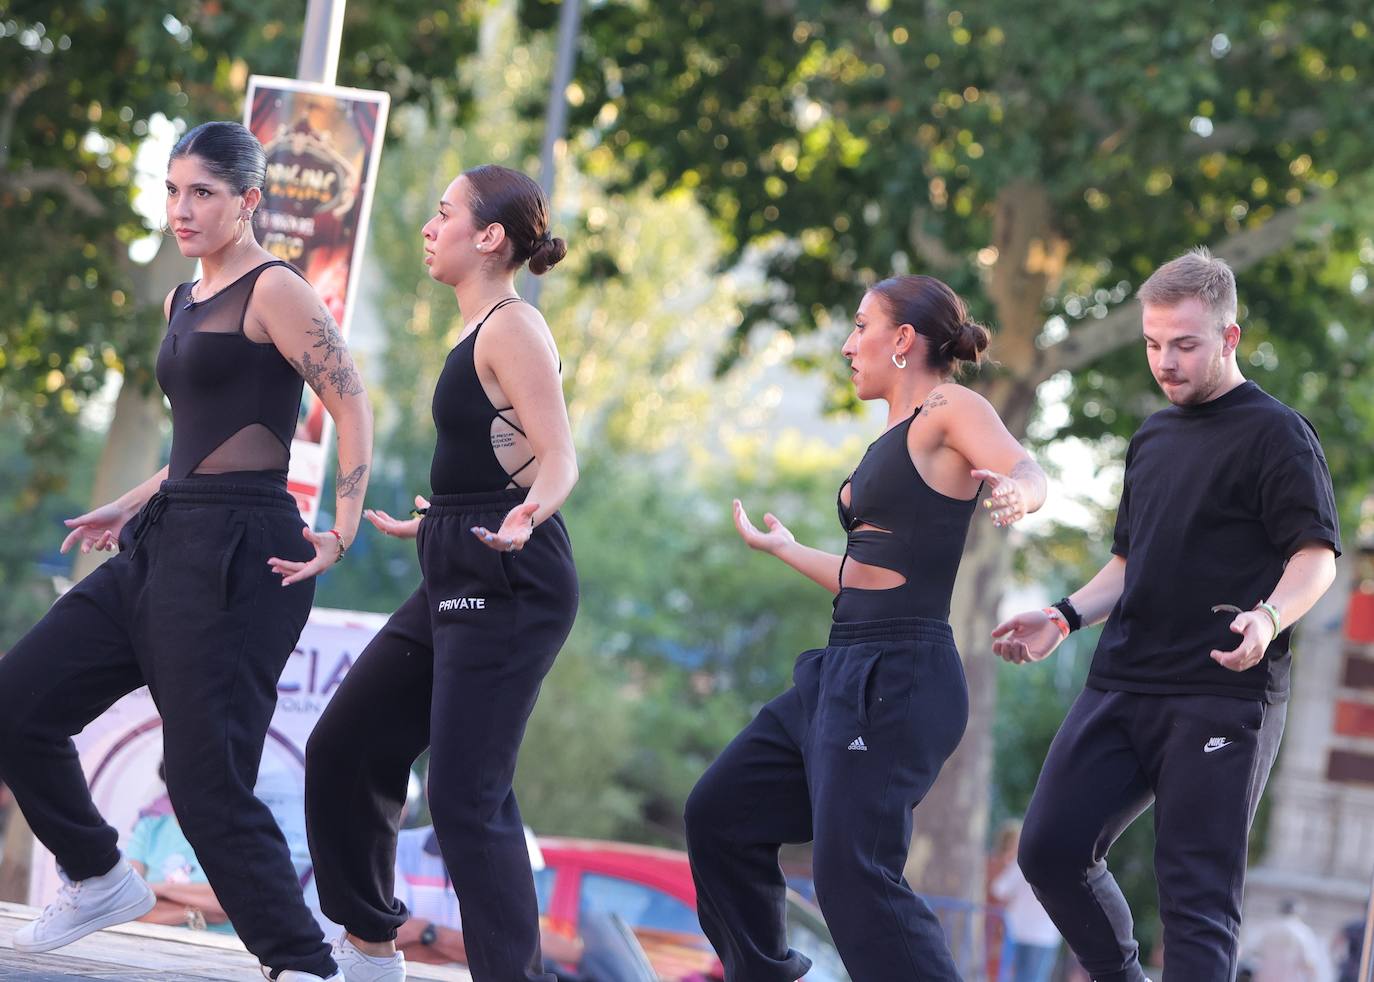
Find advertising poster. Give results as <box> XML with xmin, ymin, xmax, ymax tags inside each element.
<box><xmin>244</xmin><ymin>75</ymin><xmax>390</xmax><ymax>526</ymax></box>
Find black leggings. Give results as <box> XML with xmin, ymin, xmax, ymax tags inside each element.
<box><xmin>305</xmin><ymin>489</ymin><xmax>578</xmax><ymax>982</ymax></box>
<box><xmin>0</xmin><ymin>472</ymin><xmax>333</xmax><ymax>978</ymax></box>
<box><xmin>685</xmin><ymin>617</ymin><xmax>969</xmax><ymax>982</ymax></box>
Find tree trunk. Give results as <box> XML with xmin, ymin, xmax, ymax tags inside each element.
<box><xmin>904</xmin><ymin>181</ymin><xmax>1060</xmax><ymax>979</ymax></box>
<box><xmin>0</xmin><ymin>238</ymin><xmax>189</xmax><ymax>903</ymax></box>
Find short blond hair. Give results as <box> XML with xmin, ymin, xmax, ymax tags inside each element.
<box><xmin>1137</xmin><ymin>247</ymin><xmax>1237</xmax><ymax>330</ymax></box>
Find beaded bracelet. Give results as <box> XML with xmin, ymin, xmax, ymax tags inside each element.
<box><xmin>326</xmin><ymin>528</ymin><xmax>346</xmax><ymax>563</ymax></box>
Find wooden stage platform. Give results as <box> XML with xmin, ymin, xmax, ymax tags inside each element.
<box><xmin>0</xmin><ymin>903</ymin><xmax>471</xmax><ymax>981</ymax></box>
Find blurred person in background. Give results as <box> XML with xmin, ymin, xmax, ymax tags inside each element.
<box><xmin>989</xmin><ymin>820</ymin><xmax>1060</xmax><ymax>982</ymax></box>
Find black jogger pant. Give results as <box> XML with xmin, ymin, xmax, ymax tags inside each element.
<box><xmin>0</xmin><ymin>473</ymin><xmax>334</xmax><ymax>978</ymax></box>
<box><xmin>305</xmin><ymin>489</ymin><xmax>578</xmax><ymax>982</ymax></box>
<box><xmin>1018</xmin><ymin>687</ymin><xmax>1286</xmax><ymax>982</ymax></box>
<box><xmin>685</xmin><ymin>617</ymin><xmax>969</xmax><ymax>982</ymax></box>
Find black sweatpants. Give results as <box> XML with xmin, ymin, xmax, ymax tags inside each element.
<box><xmin>305</xmin><ymin>489</ymin><xmax>578</xmax><ymax>982</ymax></box>
<box><xmin>1018</xmin><ymin>687</ymin><xmax>1286</xmax><ymax>982</ymax></box>
<box><xmin>0</xmin><ymin>473</ymin><xmax>334</xmax><ymax>978</ymax></box>
<box><xmin>685</xmin><ymin>617</ymin><xmax>969</xmax><ymax>982</ymax></box>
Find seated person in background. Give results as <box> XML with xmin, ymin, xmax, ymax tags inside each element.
<box><xmin>394</xmin><ymin>821</ymin><xmax>581</xmax><ymax>967</ymax></box>
<box><xmin>127</xmin><ymin>761</ymin><xmax>233</xmax><ymax>934</ymax></box>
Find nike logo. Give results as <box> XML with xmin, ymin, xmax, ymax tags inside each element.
<box><xmin>848</xmin><ymin>737</ymin><xmax>868</xmax><ymax>752</ymax></box>
<box><xmin>1203</xmin><ymin>737</ymin><xmax>1233</xmax><ymax>753</ymax></box>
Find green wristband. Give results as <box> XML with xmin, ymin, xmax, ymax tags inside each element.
<box><xmin>1255</xmin><ymin>601</ymin><xmax>1281</xmax><ymax>635</ymax></box>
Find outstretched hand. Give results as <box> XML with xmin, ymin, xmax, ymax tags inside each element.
<box><xmin>733</xmin><ymin>499</ymin><xmax>796</xmax><ymax>555</ymax></box>
<box><xmin>365</xmin><ymin>495</ymin><xmax>429</xmax><ymax>540</ymax></box>
<box><xmin>991</xmin><ymin>609</ymin><xmax>1065</xmax><ymax>664</ymax></box>
<box><xmin>472</xmin><ymin>501</ymin><xmax>540</xmax><ymax>553</ymax></box>
<box><xmin>1210</xmin><ymin>610</ymin><xmax>1275</xmax><ymax>672</ymax></box>
<box><xmin>971</xmin><ymin>469</ymin><xmax>1027</xmax><ymax>528</ymax></box>
<box><xmin>268</xmin><ymin>526</ymin><xmax>345</xmax><ymax>586</ymax></box>
<box><xmin>61</xmin><ymin>501</ymin><xmax>131</xmax><ymax>555</ymax></box>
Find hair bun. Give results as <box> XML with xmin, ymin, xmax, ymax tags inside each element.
<box><xmin>950</xmin><ymin>320</ymin><xmax>991</xmax><ymax>364</ymax></box>
<box><xmin>528</xmin><ymin>234</ymin><xmax>567</xmax><ymax>276</ymax></box>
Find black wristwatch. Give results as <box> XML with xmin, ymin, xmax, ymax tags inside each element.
<box><xmin>420</xmin><ymin>922</ymin><xmax>438</xmax><ymax>946</ymax></box>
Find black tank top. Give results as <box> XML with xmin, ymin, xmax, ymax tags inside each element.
<box><xmin>430</xmin><ymin>298</ymin><xmax>540</xmax><ymax>495</ymax></box>
<box><xmin>833</xmin><ymin>410</ymin><xmax>980</xmax><ymax>622</ymax></box>
<box><xmin>155</xmin><ymin>260</ymin><xmax>305</xmax><ymax>480</ymax></box>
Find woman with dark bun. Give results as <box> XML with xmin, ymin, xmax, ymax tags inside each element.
<box><xmin>304</xmin><ymin>165</ymin><xmax>577</xmax><ymax>982</ymax></box>
<box><xmin>0</xmin><ymin>121</ymin><xmax>374</xmax><ymax>982</ymax></box>
<box><xmin>684</xmin><ymin>275</ymin><xmax>1047</xmax><ymax>981</ymax></box>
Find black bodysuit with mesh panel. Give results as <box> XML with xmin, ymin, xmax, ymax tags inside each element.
<box><xmin>430</xmin><ymin>297</ymin><xmax>540</xmax><ymax>495</ymax></box>
<box><xmin>155</xmin><ymin>260</ymin><xmax>305</xmax><ymax>480</ymax></box>
<box><xmin>832</xmin><ymin>409</ymin><xmax>981</xmax><ymax>623</ymax></box>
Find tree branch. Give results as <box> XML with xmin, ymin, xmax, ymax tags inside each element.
<box><xmin>1</xmin><ymin>168</ymin><xmax>105</xmax><ymax>216</ymax></box>
<box><xmin>0</xmin><ymin>54</ymin><xmax>50</xmax><ymax>170</ymax></box>
<box><xmin>907</xmin><ymin>206</ymin><xmax>963</xmax><ymax>274</ymax></box>
<box><xmin>1038</xmin><ymin>195</ymin><xmax>1326</xmax><ymax>380</ymax></box>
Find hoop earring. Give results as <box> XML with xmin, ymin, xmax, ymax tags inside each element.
<box><xmin>891</xmin><ymin>352</ymin><xmax>907</xmax><ymax>369</ymax></box>
<box><xmin>159</xmin><ymin>221</ymin><xmax>173</xmax><ymax>236</ymax></box>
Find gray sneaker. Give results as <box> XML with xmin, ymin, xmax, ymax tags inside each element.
<box><xmin>12</xmin><ymin>859</ymin><xmax>156</xmax><ymax>952</ymax></box>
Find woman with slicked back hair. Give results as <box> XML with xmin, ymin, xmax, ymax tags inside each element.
<box><xmin>304</xmin><ymin>164</ymin><xmax>578</xmax><ymax>982</ymax></box>
<box><xmin>684</xmin><ymin>274</ymin><xmax>1048</xmax><ymax>981</ymax></box>
<box><xmin>0</xmin><ymin>120</ymin><xmax>375</xmax><ymax>981</ymax></box>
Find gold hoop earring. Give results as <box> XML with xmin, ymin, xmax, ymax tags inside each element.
<box><xmin>891</xmin><ymin>352</ymin><xmax>907</xmax><ymax>369</ymax></box>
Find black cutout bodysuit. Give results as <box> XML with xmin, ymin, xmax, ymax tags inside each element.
<box><xmin>429</xmin><ymin>297</ymin><xmax>541</xmax><ymax>495</ymax></box>
<box><xmin>833</xmin><ymin>409</ymin><xmax>981</xmax><ymax>623</ymax></box>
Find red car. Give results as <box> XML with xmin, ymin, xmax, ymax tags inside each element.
<box><xmin>535</xmin><ymin>837</ymin><xmax>850</xmax><ymax>982</ymax></box>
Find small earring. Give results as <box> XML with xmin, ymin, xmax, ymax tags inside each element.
<box><xmin>891</xmin><ymin>352</ymin><xmax>907</xmax><ymax>369</ymax></box>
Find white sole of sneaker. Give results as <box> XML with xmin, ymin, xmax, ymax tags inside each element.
<box><xmin>12</xmin><ymin>880</ymin><xmax>158</xmax><ymax>953</ymax></box>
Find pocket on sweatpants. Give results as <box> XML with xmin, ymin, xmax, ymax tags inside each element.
<box><xmin>218</xmin><ymin>520</ymin><xmax>247</xmax><ymax>609</ymax></box>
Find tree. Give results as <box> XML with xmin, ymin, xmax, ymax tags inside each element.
<box><xmin>531</xmin><ymin>0</ymin><xmax>1374</xmax><ymax>962</ymax></box>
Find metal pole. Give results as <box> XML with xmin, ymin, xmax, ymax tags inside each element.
<box><xmin>297</xmin><ymin>0</ymin><xmax>346</xmax><ymax>85</ymax></box>
<box><xmin>524</xmin><ymin>0</ymin><xmax>581</xmax><ymax>306</ymax></box>
<box><xmin>1359</xmin><ymin>862</ymin><xmax>1374</xmax><ymax>982</ymax></box>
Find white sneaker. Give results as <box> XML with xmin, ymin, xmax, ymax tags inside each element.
<box><xmin>331</xmin><ymin>933</ymin><xmax>407</xmax><ymax>982</ymax></box>
<box><xmin>12</xmin><ymin>859</ymin><xmax>156</xmax><ymax>952</ymax></box>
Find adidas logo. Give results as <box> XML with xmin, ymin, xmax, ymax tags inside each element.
<box><xmin>848</xmin><ymin>737</ymin><xmax>868</xmax><ymax>752</ymax></box>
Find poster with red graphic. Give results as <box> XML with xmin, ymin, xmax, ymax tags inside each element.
<box><xmin>244</xmin><ymin>76</ymin><xmax>390</xmax><ymax>526</ymax></box>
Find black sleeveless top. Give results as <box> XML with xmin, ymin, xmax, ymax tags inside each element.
<box><xmin>155</xmin><ymin>261</ymin><xmax>306</xmax><ymax>480</ymax></box>
<box><xmin>832</xmin><ymin>410</ymin><xmax>980</xmax><ymax>623</ymax></box>
<box><xmin>430</xmin><ymin>298</ymin><xmax>540</xmax><ymax>495</ymax></box>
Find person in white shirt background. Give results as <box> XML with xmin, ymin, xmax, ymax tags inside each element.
<box><xmin>1243</xmin><ymin>897</ymin><xmax>1332</xmax><ymax>982</ymax></box>
<box><xmin>990</xmin><ymin>820</ymin><xmax>1061</xmax><ymax>982</ymax></box>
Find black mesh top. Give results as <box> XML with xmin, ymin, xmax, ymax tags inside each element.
<box><xmin>155</xmin><ymin>260</ymin><xmax>305</xmax><ymax>480</ymax></box>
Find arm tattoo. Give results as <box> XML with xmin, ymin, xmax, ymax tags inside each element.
<box><xmin>290</xmin><ymin>352</ymin><xmax>327</xmax><ymax>395</ymax></box>
<box><xmin>306</xmin><ymin>306</ymin><xmax>365</xmax><ymax>397</ymax></box>
<box><xmin>336</xmin><ymin>464</ymin><xmax>368</xmax><ymax>499</ymax></box>
<box><xmin>919</xmin><ymin>392</ymin><xmax>948</xmax><ymax>416</ymax></box>
<box><xmin>1010</xmin><ymin>459</ymin><xmax>1040</xmax><ymax>481</ymax></box>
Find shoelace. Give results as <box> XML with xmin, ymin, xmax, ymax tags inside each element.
<box><xmin>35</xmin><ymin>879</ymin><xmax>82</xmax><ymax>926</ymax></box>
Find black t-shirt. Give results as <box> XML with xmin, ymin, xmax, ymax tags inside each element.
<box><xmin>1088</xmin><ymin>380</ymin><xmax>1341</xmax><ymax>703</ymax></box>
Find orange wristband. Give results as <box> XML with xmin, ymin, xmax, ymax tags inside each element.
<box><xmin>1043</xmin><ymin>607</ymin><xmax>1070</xmax><ymax>639</ymax></box>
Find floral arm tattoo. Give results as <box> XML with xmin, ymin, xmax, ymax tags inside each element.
<box><xmin>298</xmin><ymin>306</ymin><xmax>364</xmax><ymax>398</ymax></box>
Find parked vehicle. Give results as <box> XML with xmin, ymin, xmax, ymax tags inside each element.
<box><xmin>536</xmin><ymin>837</ymin><xmax>850</xmax><ymax>982</ymax></box>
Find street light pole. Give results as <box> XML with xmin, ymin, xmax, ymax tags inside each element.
<box><xmin>525</xmin><ymin>0</ymin><xmax>581</xmax><ymax>307</ymax></box>
<box><xmin>297</xmin><ymin>0</ymin><xmax>346</xmax><ymax>85</ymax></box>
